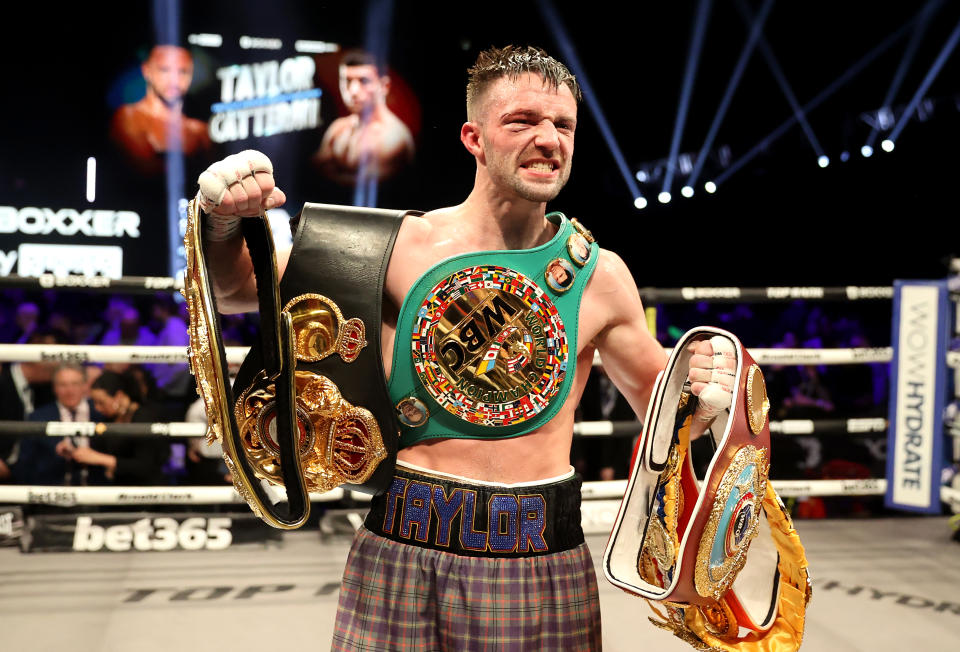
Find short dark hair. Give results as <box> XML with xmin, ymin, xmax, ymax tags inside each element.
<box><xmin>466</xmin><ymin>45</ymin><xmax>581</xmax><ymax>120</ymax></box>
<box><xmin>341</xmin><ymin>49</ymin><xmax>384</xmax><ymax>75</ymax></box>
<box><xmin>92</xmin><ymin>370</ymin><xmax>142</xmax><ymax>403</ymax></box>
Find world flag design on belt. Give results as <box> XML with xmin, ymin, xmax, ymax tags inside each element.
<box><xmin>411</xmin><ymin>265</ymin><xmax>568</xmax><ymax>427</ymax></box>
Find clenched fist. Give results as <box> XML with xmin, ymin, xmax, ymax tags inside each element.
<box><xmin>686</xmin><ymin>335</ymin><xmax>736</xmax><ymax>421</ymax></box>
<box><xmin>196</xmin><ymin>151</ymin><xmax>287</xmax><ymax>240</ymax></box>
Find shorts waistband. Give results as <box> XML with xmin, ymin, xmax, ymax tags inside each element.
<box><xmin>364</xmin><ymin>465</ymin><xmax>584</xmax><ymax>558</ymax></box>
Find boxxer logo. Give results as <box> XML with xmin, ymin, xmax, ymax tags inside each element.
<box><xmin>72</xmin><ymin>516</ymin><xmax>233</xmax><ymax>552</ymax></box>
<box><xmin>0</xmin><ymin>207</ymin><xmax>140</xmax><ymax>237</ymax></box>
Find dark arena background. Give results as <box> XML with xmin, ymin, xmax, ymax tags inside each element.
<box><xmin>1</xmin><ymin>2</ymin><xmax>959</xmax><ymax>651</ymax></box>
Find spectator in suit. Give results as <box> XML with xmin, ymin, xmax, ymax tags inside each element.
<box><xmin>14</xmin><ymin>364</ymin><xmax>103</xmax><ymax>485</ymax></box>
<box><xmin>57</xmin><ymin>371</ymin><xmax>169</xmax><ymax>485</ymax></box>
<box><xmin>0</xmin><ymin>329</ymin><xmax>63</xmax><ymax>481</ymax></box>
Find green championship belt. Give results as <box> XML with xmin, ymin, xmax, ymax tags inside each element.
<box><xmin>388</xmin><ymin>212</ymin><xmax>599</xmax><ymax>445</ymax></box>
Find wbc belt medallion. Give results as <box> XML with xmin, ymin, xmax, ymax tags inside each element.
<box><xmin>411</xmin><ymin>265</ymin><xmax>568</xmax><ymax>427</ymax></box>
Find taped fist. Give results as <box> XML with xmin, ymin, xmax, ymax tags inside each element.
<box><xmin>687</xmin><ymin>335</ymin><xmax>736</xmax><ymax>421</ymax></box>
<box><xmin>195</xmin><ymin>150</ymin><xmax>287</xmax><ymax>242</ymax></box>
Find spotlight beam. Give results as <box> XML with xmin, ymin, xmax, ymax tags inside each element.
<box><xmin>735</xmin><ymin>0</ymin><xmax>825</xmax><ymax>160</ymax></box>
<box><xmin>715</xmin><ymin>11</ymin><xmax>925</xmax><ymax>187</ymax></box>
<box><xmin>354</xmin><ymin>0</ymin><xmax>396</xmax><ymax>208</ymax></box>
<box><xmin>688</xmin><ymin>0</ymin><xmax>774</xmax><ymax>190</ymax></box>
<box><xmin>537</xmin><ymin>0</ymin><xmax>644</xmax><ymax>203</ymax></box>
<box><xmin>661</xmin><ymin>0</ymin><xmax>714</xmax><ymax>197</ymax></box>
<box><xmin>888</xmin><ymin>15</ymin><xmax>960</xmax><ymax>144</ymax></box>
<box><xmin>865</xmin><ymin>0</ymin><xmax>942</xmax><ymax>150</ymax></box>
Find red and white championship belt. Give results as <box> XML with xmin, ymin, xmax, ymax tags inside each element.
<box><xmin>603</xmin><ymin>327</ymin><xmax>812</xmax><ymax>651</ymax></box>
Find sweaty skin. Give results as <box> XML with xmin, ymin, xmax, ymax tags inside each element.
<box><xmin>111</xmin><ymin>45</ymin><xmax>211</xmax><ymax>173</ymax></box>
<box><xmin>314</xmin><ymin>63</ymin><xmax>414</xmax><ymax>184</ymax></box>
<box><xmin>203</xmin><ymin>73</ymin><xmax>712</xmax><ymax>483</ymax></box>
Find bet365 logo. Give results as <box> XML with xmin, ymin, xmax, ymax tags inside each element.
<box><xmin>73</xmin><ymin>516</ymin><xmax>232</xmax><ymax>552</ymax></box>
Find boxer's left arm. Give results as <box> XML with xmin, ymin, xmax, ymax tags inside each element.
<box><xmin>590</xmin><ymin>250</ymin><xmax>715</xmax><ymax>439</ymax></box>
<box><xmin>589</xmin><ymin>250</ymin><xmax>666</xmax><ymax>424</ymax></box>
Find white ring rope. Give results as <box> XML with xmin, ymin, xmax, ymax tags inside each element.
<box><xmin>0</xmin><ymin>418</ymin><xmax>890</xmax><ymax>438</ymax></box>
<box><xmin>0</xmin><ymin>478</ymin><xmax>907</xmax><ymax>506</ymax></box>
<box><xmin>0</xmin><ymin>274</ymin><xmax>894</xmax><ymax>302</ymax></box>
<box><xmin>0</xmin><ymin>485</ymin><xmax>344</xmax><ymax>506</ymax></box>
<box><xmin>581</xmin><ymin>478</ymin><xmax>891</xmax><ymax>499</ymax></box>
<box><xmin>0</xmin><ymin>344</ymin><xmax>896</xmax><ymax>366</ymax></box>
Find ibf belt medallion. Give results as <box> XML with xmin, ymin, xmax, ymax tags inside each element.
<box><xmin>412</xmin><ymin>265</ymin><xmax>568</xmax><ymax>427</ymax></box>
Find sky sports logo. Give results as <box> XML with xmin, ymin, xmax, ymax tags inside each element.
<box><xmin>0</xmin><ymin>244</ymin><xmax>123</xmax><ymax>278</ymax></box>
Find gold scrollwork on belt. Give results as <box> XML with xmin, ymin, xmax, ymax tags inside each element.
<box><xmin>234</xmin><ymin>370</ymin><xmax>387</xmax><ymax>493</ymax></box>
<box><xmin>746</xmin><ymin>364</ymin><xmax>770</xmax><ymax>435</ymax></box>
<box><xmin>283</xmin><ymin>293</ymin><xmax>367</xmax><ymax>364</ymax></box>
<box><xmin>569</xmin><ymin>217</ymin><xmax>595</xmax><ymax>243</ymax></box>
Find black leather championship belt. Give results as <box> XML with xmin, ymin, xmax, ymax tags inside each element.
<box><xmin>183</xmin><ymin>198</ymin><xmax>418</xmax><ymax>529</ymax></box>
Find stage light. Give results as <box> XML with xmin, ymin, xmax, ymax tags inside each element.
<box><xmin>86</xmin><ymin>157</ymin><xmax>96</xmax><ymax>203</ymax></box>
<box><xmin>818</xmin><ymin>155</ymin><xmax>830</xmax><ymax>168</ymax></box>
<box><xmin>714</xmin><ymin>12</ymin><xmax>922</xmax><ymax>187</ymax></box>
<box><xmin>864</xmin><ymin>0</ymin><xmax>940</xmax><ymax>151</ymax></box>
<box><xmin>840</xmin><ymin>151</ymin><xmax>850</xmax><ymax>162</ymax></box>
<box><xmin>661</xmin><ymin>0</ymin><xmax>714</xmax><ymax>200</ymax></box>
<box><xmin>636</xmin><ymin>170</ymin><xmax>649</xmax><ymax>182</ymax></box>
<box><xmin>538</xmin><ymin>0</ymin><xmax>645</xmax><ymax>209</ymax></box>
<box><xmin>889</xmin><ymin>16</ymin><xmax>960</xmax><ymax>143</ymax></box>
<box><xmin>681</xmin><ymin>186</ymin><xmax>694</xmax><ymax>198</ymax></box>
<box><xmin>861</xmin><ymin>145</ymin><xmax>874</xmax><ymax>157</ymax></box>
<box><xmin>737</xmin><ymin>0</ymin><xmax>828</xmax><ymax>165</ymax></box>
<box><xmin>704</xmin><ymin>181</ymin><xmax>717</xmax><ymax>194</ymax></box>
<box><xmin>634</xmin><ymin>196</ymin><xmax>648</xmax><ymax>209</ymax></box>
<box><xmin>881</xmin><ymin>139</ymin><xmax>895</xmax><ymax>152</ymax></box>
<box><xmin>658</xmin><ymin>191</ymin><xmax>672</xmax><ymax>204</ymax></box>
<box><xmin>688</xmin><ymin>0</ymin><xmax>773</xmax><ymax>191</ymax></box>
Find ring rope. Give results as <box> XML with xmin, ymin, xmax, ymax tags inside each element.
<box><xmin>0</xmin><ymin>273</ymin><xmax>894</xmax><ymax>303</ymax></box>
<box><xmin>581</xmin><ymin>478</ymin><xmax>890</xmax><ymax>499</ymax></box>
<box><xmin>0</xmin><ymin>418</ymin><xmax>890</xmax><ymax>438</ymax></box>
<box><xmin>0</xmin><ymin>484</ymin><xmax>344</xmax><ymax>506</ymax></box>
<box><xmin>573</xmin><ymin>417</ymin><xmax>889</xmax><ymax>437</ymax></box>
<box><xmin>0</xmin><ymin>478</ymin><xmax>904</xmax><ymax>506</ymax></box>
<box><xmin>0</xmin><ymin>274</ymin><xmax>182</xmax><ymax>293</ymax></box>
<box><xmin>0</xmin><ymin>344</ymin><xmax>895</xmax><ymax>366</ymax></box>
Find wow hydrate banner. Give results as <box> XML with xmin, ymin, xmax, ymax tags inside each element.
<box><xmin>886</xmin><ymin>280</ymin><xmax>950</xmax><ymax>513</ymax></box>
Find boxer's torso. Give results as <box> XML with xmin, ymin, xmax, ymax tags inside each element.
<box><xmin>377</xmin><ymin>207</ymin><xmax>611</xmax><ymax>483</ymax></box>
<box><xmin>321</xmin><ymin>113</ymin><xmax>412</xmax><ymax>181</ymax></box>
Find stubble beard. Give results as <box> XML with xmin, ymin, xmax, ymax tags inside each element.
<box><xmin>487</xmin><ymin>155</ymin><xmax>571</xmax><ymax>203</ymax></box>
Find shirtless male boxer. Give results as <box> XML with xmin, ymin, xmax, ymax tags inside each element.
<box><xmin>197</xmin><ymin>45</ymin><xmax>729</xmax><ymax>651</ymax></box>
<box><xmin>313</xmin><ymin>49</ymin><xmax>415</xmax><ymax>185</ymax></box>
<box><xmin>111</xmin><ymin>45</ymin><xmax>212</xmax><ymax>174</ymax></box>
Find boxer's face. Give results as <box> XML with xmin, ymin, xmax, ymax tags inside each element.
<box><xmin>476</xmin><ymin>73</ymin><xmax>577</xmax><ymax>203</ymax></box>
<box><xmin>550</xmin><ymin>264</ymin><xmax>569</xmax><ymax>285</ymax></box>
<box><xmin>143</xmin><ymin>46</ymin><xmax>194</xmax><ymax>106</ymax></box>
<box><xmin>340</xmin><ymin>64</ymin><xmax>386</xmax><ymax>113</ymax></box>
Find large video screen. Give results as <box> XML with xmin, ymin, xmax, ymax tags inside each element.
<box><xmin>3</xmin><ymin>3</ymin><xmax>436</xmax><ymax>282</ymax></box>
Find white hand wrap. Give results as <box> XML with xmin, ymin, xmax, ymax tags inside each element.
<box><xmin>696</xmin><ymin>335</ymin><xmax>737</xmax><ymax>419</ymax></box>
<box><xmin>196</xmin><ymin>150</ymin><xmax>274</xmax><ymax>242</ymax></box>
<box><xmin>197</xmin><ymin>150</ymin><xmax>274</xmax><ymax>210</ymax></box>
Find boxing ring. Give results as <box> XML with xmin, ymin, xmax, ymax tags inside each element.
<box><xmin>1</xmin><ymin>275</ymin><xmax>958</xmax><ymax>651</ymax></box>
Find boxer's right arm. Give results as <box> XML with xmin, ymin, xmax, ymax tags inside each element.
<box><xmin>196</xmin><ymin>151</ymin><xmax>290</xmax><ymax>313</ymax></box>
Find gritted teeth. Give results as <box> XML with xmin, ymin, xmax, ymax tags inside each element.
<box><xmin>524</xmin><ymin>161</ymin><xmax>557</xmax><ymax>171</ymax></box>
